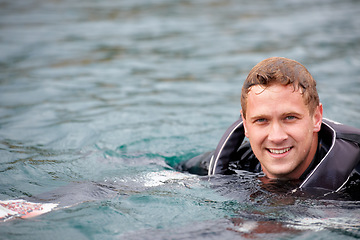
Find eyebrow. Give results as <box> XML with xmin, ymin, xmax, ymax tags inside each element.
<box><xmin>249</xmin><ymin>114</ymin><xmax>269</xmax><ymax>122</ymax></box>
<box><xmin>249</xmin><ymin>112</ymin><xmax>303</xmax><ymax>121</ymax></box>
<box><xmin>282</xmin><ymin>112</ymin><xmax>304</xmax><ymax>117</ymax></box>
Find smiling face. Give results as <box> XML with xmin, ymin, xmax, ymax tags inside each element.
<box><xmin>241</xmin><ymin>84</ymin><xmax>323</xmax><ymax>179</ymax></box>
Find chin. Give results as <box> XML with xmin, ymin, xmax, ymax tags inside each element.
<box><xmin>264</xmin><ymin>167</ymin><xmax>297</xmax><ymax>179</ymax></box>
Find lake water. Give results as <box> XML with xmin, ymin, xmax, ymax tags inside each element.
<box><xmin>1</xmin><ymin>0</ymin><xmax>360</xmax><ymax>239</ymax></box>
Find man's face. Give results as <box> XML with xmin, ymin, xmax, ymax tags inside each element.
<box><xmin>241</xmin><ymin>84</ymin><xmax>323</xmax><ymax>179</ymax></box>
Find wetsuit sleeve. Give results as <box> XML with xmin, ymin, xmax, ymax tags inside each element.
<box><xmin>175</xmin><ymin>142</ymin><xmax>260</xmax><ymax>176</ymax></box>
<box><xmin>174</xmin><ymin>151</ymin><xmax>214</xmax><ymax>176</ymax></box>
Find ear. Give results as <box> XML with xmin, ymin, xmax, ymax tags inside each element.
<box><xmin>313</xmin><ymin>103</ymin><xmax>323</xmax><ymax>133</ymax></box>
<box><xmin>240</xmin><ymin>110</ymin><xmax>249</xmax><ymax>137</ymax></box>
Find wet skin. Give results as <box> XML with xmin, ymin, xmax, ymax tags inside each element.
<box><xmin>241</xmin><ymin>84</ymin><xmax>323</xmax><ymax>179</ymax></box>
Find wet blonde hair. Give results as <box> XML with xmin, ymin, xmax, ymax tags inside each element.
<box><xmin>241</xmin><ymin>57</ymin><xmax>319</xmax><ymax>118</ymax></box>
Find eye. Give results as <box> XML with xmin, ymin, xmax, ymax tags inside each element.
<box><xmin>254</xmin><ymin>118</ymin><xmax>267</xmax><ymax>124</ymax></box>
<box><xmin>285</xmin><ymin>115</ymin><xmax>297</xmax><ymax>121</ymax></box>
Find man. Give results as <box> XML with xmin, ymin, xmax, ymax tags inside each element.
<box><xmin>176</xmin><ymin>57</ymin><xmax>360</xmax><ymax>193</ymax></box>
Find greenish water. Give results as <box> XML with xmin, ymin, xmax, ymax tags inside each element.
<box><xmin>1</xmin><ymin>0</ymin><xmax>360</xmax><ymax>239</ymax></box>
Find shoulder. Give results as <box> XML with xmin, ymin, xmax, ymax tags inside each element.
<box><xmin>322</xmin><ymin>118</ymin><xmax>360</xmax><ymax>143</ymax></box>
<box><xmin>300</xmin><ymin>119</ymin><xmax>360</xmax><ymax>191</ymax></box>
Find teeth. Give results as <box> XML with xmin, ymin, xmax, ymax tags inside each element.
<box><xmin>269</xmin><ymin>147</ymin><xmax>291</xmax><ymax>154</ymax></box>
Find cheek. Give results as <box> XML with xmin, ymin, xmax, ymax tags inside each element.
<box><xmin>247</xmin><ymin>130</ymin><xmax>264</xmax><ymax>148</ymax></box>
<box><xmin>293</xmin><ymin>129</ymin><xmax>312</xmax><ymax>148</ymax></box>
<box><xmin>244</xmin><ymin>124</ymin><xmax>254</xmax><ymax>140</ymax></box>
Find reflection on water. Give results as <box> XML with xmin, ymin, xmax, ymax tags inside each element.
<box><xmin>1</xmin><ymin>0</ymin><xmax>360</xmax><ymax>239</ymax></box>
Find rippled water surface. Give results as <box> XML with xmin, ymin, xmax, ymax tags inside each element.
<box><xmin>1</xmin><ymin>0</ymin><xmax>360</xmax><ymax>239</ymax></box>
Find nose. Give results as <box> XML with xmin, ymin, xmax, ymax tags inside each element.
<box><xmin>268</xmin><ymin>121</ymin><xmax>288</xmax><ymax>143</ymax></box>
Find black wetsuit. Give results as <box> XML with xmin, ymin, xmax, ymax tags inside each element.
<box><xmin>175</xmin><ymin>119</ymin><xmax>360</xmax><ymax>193</ymax></box>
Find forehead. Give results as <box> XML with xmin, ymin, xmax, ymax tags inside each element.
<box><xmin>246</xmin><ymin>84</ymin><xmax>309</xmax><ymax>115</ymax></box>
<box><xmin>248</xmin><ymin>84</ymin><xmax>299</xmax><ymax>97</ymax></box>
